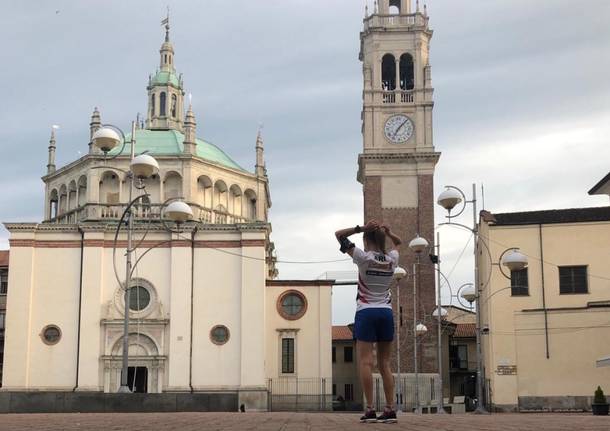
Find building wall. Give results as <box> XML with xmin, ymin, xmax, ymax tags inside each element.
<box><xmin>479</xmin><ymin>219</ymin><xmax>610</xmax><ymax>410</ymax></box>
<box><xmin>332</xmin><ymin>339</ymin><xmax>362</xmax><ymax>409</ymax></box>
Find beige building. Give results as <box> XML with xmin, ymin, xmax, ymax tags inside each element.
<box><xmin>331</xmin><ymin>326</ymin><xmax>362</xmax><ymax>411</ymax></box>
<box><xmin>1</xmin><ymin>21</ymin><xmax>332</xmax><ymax>412</ymax></box>
<box><xmin>0</xmin><ymin>251</ymin><xmax>7</xmax><ymax>386</ymax></box>
<box><xmin>478</xmin><ymin>202</ymin><xmax>610</xmax><ymax>412</ymax></box>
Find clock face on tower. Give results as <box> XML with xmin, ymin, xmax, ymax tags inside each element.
<box><xmin>384</xmin><ymin>114</ymin><xmax>414</xmax><ymax>144</ymax></box>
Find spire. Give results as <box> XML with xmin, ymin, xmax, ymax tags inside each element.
<box><xmin>365</xmin><ymin>3</ymin><xmax>369</xmax><ymax>18</ymax></box>
<box><xmin>255</xmin><ymin>124</ymin><xmax>266</xmax><ymax>177</ymax></box>
<box><xmin>162</xmin><ymin>7</ymin><xmax>170</xmax><ymax>42</ymax></box>
<box><xmin>47</xmin><ymin>126</ymin><xmax>57</xmax><ymax>175</ymax></box>
<box><xmin>159</xmin><ymin>9</ymin><xmax>175</xmax><ymax>73</ymax></box>
<box><xmin>416</xmin><ymin>0</ymin><xmax>420</xmax><ymax>13</ymax></box>
<box><xmin>89</xmin><ymin>106</ymin><xmax>101</xmax><ymax>154</ymax></box>
<box><xmin>424</xmin><ymin>3</ymin><xmax>428</xmax><ymax>17</ymax></box>
<box><xmin>183</xmin><ymin>98</ymin><xmax>197</xmax><ymax>155</ymax></box>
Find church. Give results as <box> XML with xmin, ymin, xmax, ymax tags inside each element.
<box><xmin>1</xmin><ymin>0</ymin><xmax>441</xmax><ymax>413</ymax></box>
<box><xmin>1</xmin><ymin>17</ymin><xmax>332</xmax><ymax>411</ymax></box>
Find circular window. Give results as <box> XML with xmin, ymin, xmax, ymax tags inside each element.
<box><xmin>128</xmin><ymin>286</ymin><xmax>151</xmax><ymax>311</ymax></box>
<box><xmin>41</xmin><ymin>325</ymin><xmax>62</xmax><ymax>345</ymax></box>
<box><xmin>277</xmin><ymin>291</ymin><xmax>308</xmax><ymax>321</ymax></box>
<box><xmin>210</xmin><ymin>325</ymin><xmax>230</xmax><ymax>345</ymax></box>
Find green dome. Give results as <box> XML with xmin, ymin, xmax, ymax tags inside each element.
<box><xmin>151</xmin><ymin>71</ymin><xmax>181</xmax><ymax>88</ymax></box>
<box><xmin>110</xmin><ymin>129</ymin><xmax>247</xmax><ymax>172</ymax></box>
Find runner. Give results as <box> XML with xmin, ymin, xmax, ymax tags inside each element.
<box><xmin>335</xmin><ymin>220</ymin><xmax>402</xmax><ymax>423</ymax></box>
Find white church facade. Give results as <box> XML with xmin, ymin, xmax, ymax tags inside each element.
<box><xmin>1</xmin><ymin>20</ymin><xmax>332</xmax><ymax>411</ymax></box>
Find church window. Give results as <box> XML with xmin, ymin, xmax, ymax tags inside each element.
<box><xmin>41</xmin><ymin>325</ymin><xmax>62</xmax><ymax>345</ymax></box>
<box><xmin>381</xmin><ymin>54</ymin><xmax>396</xmax><ymax>90</ymax></box>
<box><xmin>151</xmin><ymin>94</ymin><xmax>155</xmax><ymax>116</ymax></box>
<box><xmin>210</xmin><ymin>325</ymin><xmax>230</xmax><ymax>345</ymax></box>
<box><xmin>389</xmin><ymin>0</ymin><xmax>401</xmax><ymax>14</ymax></box>
<box><xmin>399</xmin><ymin>53</ymin><xmax>414</xmax><ymax>90</ymax></box>
<box><xmin>0</xmin><ymin>269</ymin><xmax>7</xmax><ymax>295</ymax></box>
<box><xmin>160</xmin><ymin>92</ymin><xmax>167</xmax><ymax>116</ymax></box>
<box><xmin>171</xmin><ymin>94</ymin><xmax>177</xmax><ymax>117</ymax></box>
<box><xmin>128</xmin><ymin>286</ymin><xmax>151</xmax><ymax>311</ymax></box>
<box><xmin>277</xmin><ymin>290</ymin><xmax>307</xmax><ymax>321</ymax></box>
<box><xmin>164</xmin><ymin>54</ymin><xmax>167</xmax><ymax>64</ymax></box>
<box><xmin>281</xmin><ymin>338</ymin><xmax>295</xmax><ymax>374</ymax></box>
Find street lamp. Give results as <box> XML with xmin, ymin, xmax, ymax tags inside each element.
<box><xmin>393</xmin><ymin>266</ymin><xmax>407</xmax><ymax>412</ymax></box>
<box><xmin>409</xmin><ymin>235</ymin><xmax>428</xmax><ymax>414</ymax></box>
<box><xmin>437</xmin><ymin>184</ymin><xmax>529</xmax><ymax>414</ymax></box>
<box><xmin>92</xmin><ymin>122</ymin><xmax>191</xmax><ymax>393</ymax></box>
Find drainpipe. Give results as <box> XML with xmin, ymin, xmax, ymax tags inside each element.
<box><xmin>73</xmin><ymin>225</ymin><xmax>85</xmax><ymax>391</ymax></box>
<box><xmin>189</xmin><ymin>226</ymin><xmax>198</xmax><ymax>392</ymax></box>
<box><xmin>538</xmin><ymin>224</ymin><xmax>550</xmax><ymax>359</ymax></box>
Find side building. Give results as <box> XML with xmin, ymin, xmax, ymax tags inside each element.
<box><xmin>478</xmin><ymin>196</ymin><xmax>610</xmax><ymax>411</ymax></box>
<box><xmin>331</xmin><ymin>326</ymin><xmax>362</xmax><ymax>411</ymax></box>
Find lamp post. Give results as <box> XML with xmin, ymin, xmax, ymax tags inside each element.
<box><xmin>92</xmin><ymin>122</ymin><xmax>193</xmax><ymax>393</ymax></box>
<box><xmin>409</xmin><ymin>235</ymin><xmax>428</xmax><ymax>414</ymax></box>
<box><xmin>393</xmin><ymin>266</ymin><xmax>407</xmax><ymax>411</ymax></box>
<box><xmin>437</xmin><ymin>184</ymin><xmax>528</xmax><ymax>413</ymax></box>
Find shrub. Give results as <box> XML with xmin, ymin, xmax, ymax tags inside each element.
<box><xmin>594</xmin><ymin>386</ymin><xmax>607</xmax><ymax>404</ymax></box>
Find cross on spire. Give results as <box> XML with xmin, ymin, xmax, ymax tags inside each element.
<box><xmin>161</xmin><ymin>6</ymin><xmax>170</xmax><ymax>42</ymax></box>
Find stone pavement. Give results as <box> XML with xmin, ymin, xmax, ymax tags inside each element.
<box><xmin>0</xmin><ymin>412</ymin><xmax>608</xmax><ymax>431</ymax></box>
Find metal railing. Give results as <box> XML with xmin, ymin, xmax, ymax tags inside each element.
<box><xmin>267</xmin><ymin>377</ymin><xmax>332</xmax><ymax>412</ymax></box>
<box><xmin>371</xmin><ymin>373</ymin><xmax>440</xmax><ymax>412</ymax></box>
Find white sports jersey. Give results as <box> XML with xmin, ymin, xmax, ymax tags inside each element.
<box><xmin>352</xmin><ymin>247</ymin><xmax>399</xmax><ymax>312</ymax></box>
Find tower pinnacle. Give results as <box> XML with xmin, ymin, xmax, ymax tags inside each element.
<box><xmin>183</xmin><ymin>102</ymin><xmax>197</xmax><ymax>156</ymax></box>
<box><xmin>47</xmin><ymin>126</ymin><xmax>57</xmax><ymax>175</ymax></box>
<box><xmin>255</xmin><ymin>125</ymin><xmax>266</xmax><ymax>177</ymax></box>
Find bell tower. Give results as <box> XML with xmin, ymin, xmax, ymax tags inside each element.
<box><xmin>358</xmin><ymin>0</ymin><xmax>440</xmax><ymax>374</ymax></box>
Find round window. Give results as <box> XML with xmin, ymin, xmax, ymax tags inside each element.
<box><xmin>210</xmin><ymin>325</ymin><xmax>230</xmax><ymax>345</ymax></box>
<box><xmin>41</xmin><ymin>325</ymin><xmax>62</xmax><ymax>345</ymax></box>
<box><xmin>277</xmin><ymin>291</ymin><xmax>307</xmax><ymax>320</ymax></box>
<box><xmin>128</xmin><ymin>286</ymin><xmax>151</xmax><ymax>311</ymax></box>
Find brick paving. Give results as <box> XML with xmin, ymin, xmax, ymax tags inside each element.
<box><xmin>0</xmin><ymin>412</ymin><xmax>609</xmax><ymax>431</ymax></box>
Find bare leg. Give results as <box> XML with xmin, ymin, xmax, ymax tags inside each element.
<box><xmin>377</xmin><ymin>341</ymin><xmax>395</xmax><ymax>410</ymax></box>
<box><xmin>357</xmin><ymin>341</ymin><xmax>375</xmax><ymax>408</ymax></box>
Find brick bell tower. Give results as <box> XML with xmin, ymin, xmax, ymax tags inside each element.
<box><xmin>357</xmin><ymin>0</ymin><xmax>440</xmax><ymax>375</ymax></box>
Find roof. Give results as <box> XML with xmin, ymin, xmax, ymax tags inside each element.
<box><xmin>453</xmin><ymin>323</ymin><xmax>476</xmax><ymax>338</ymax></box>
<box><xmin>0</xmin><ymin>250</ymin><xmax>8</xmax><ymax>267</ymax></box>
<box><xmin>109</xmin><ymin>129</ymin><xmax>247</xmax><ymax>172</ymax></box>
<box><xmin>332</xmin><ymin>326</ymin><xmax>354</xmax><ymax>341</ymax></box>
<box><xmin>490</xmin><ymin>207</ymin><xmax>610</xmax><ymax>226</ymax></box>
<box><xmin>589</xmin><ymin>172</ymin><xmax>610</xmax><ymax>195</ymax></box>
<box><xmin>151</xmin><ymin>71</ymin><xmax>181</xmax><ymax>88</ymax></box>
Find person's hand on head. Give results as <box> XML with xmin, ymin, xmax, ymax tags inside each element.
<box><xmin>380</xmin><ymin>224</ymin><xmax>390</xmax><ymax>234</ymax></box>
<box><xmin>364</xmin><ymin>220</ymin><xmax>379</xmax><ymax>232</ymax></box>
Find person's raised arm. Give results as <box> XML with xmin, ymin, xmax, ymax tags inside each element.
<box><xmin>335</xmin><ymin>220</ymin><xmax>379</xmax><ymax>256</ymax></box>
<box><xmin>381</xmin><ymin>224</ymin><xmax>402</xmax><ymax>248</ymax></box>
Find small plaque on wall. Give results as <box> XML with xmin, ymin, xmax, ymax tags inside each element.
<box><xmin>496</xmin><ymin>365</ymin><xmax>517</xmax><ymax>375</ymax></box>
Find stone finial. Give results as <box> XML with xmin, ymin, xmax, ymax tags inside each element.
<box><xmin>255</xmin><ymin>124</ymin><xmax>266</xmax><ymax>177</ymax></box>
<box><xmin>424</xmin><ymin>3</ymin><xmax>428</xmax><ymax>17</ymax></box>
<box><xmin>183</xmin><ymin>103</ymin><xmax>197</xmax><ymax>155</ymax></box>
<box><xmin>374</xmin><ymin>0</ymin><xmax>378</xmax><ymax>14</ymax></box>
<box><xmin>89</xmin><ymin>107</ymin><xmax>101</xmax><ymax>154</ymax></box>
<box><xmin>416</xmin><ymin>0</ymin><xmax>420</xmax><ymax>13</ymax></box>
<box><xmin>47</xmin><ymin>126</ymin><xmax>57</xmax><ymax>175</ymax></box>
<box><xmin>365</xmin><ymin>3</ymin><xmax>369</xmax><ymax>18</ymax></box>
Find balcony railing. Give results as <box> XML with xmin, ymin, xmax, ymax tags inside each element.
<box><xmin>373</xmin><ymin>90</ymin><xmax>415</xmax><ymax>105</ymax></box>
<box><xmin>47</xmin><ymin>203</ymin><xmax>255</xmax><ymax>225</ymax></box>
<box><xmin>363</xmin><ymin>13</ymin><xmax>428</xmax><ymax>32</ymax></box>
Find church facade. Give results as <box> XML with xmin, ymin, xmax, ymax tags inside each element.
<box><xmin>1</xmin><ymin>20</ymin><xmax>331</xmax><ymax>411</ymax></box>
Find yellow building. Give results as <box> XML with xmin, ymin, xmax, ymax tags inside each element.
<box><xmin>478</xmin><ymin>203</ymin><xmax>610</xmax><ymax>412</ymax></box>
<box><xmin>0</xmin><ymin>21</ymin><xmax>332</xmax><ymax>413</ymax></box>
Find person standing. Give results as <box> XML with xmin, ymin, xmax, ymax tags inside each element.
<box><xmin>335</xmin><ymin>220</ymin><xmax>402</xmax><ymax>423</ymax></box>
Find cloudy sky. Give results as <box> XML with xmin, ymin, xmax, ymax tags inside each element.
<box><xmin>2</xmin><ymin>0</ymin><xmax>609</xmax><ymax>324</ymax></box>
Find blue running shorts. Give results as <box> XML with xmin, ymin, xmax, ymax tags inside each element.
<box><xmin>353</xmin><ymin>308</ymin><xmax>395</xmax><ymax>342</ymax></box>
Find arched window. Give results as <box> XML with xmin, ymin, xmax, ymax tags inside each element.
<box><xmin>49</xmin><ymin>189</ymin><xmax>59</xmax><ymax>220</ymax></box>
<box><xmin>151</xmin><ymin>94</ymin><xmax>155</xmax><ymax>116</ymax></box>
<box><xmin>244</xmin><ymin>189</ymin><xmax>257</xmax><ymax>221</ymax></box>
<box><xmin>381</xmin><ymin>54</ymin><xmax>396</xmax><ymax>90</ymax></box>
<box><xmin>389</xmin><ymin>0</ymin><xmax>401</xmax><ymax>14</ymax></box>
<box><xmin>171</xmin><ymin>94</ymin><xmax>177</xmax><ymax>118</ymax></box>
<box><xmin>160</xmin><ymin>92</ymin><xmax>166</xmax><ymax>116</ymax></box>
<box><xmin>164</xmin><ymin>172</ymin><xmax>183</xmax><ymax>200</ymax></box>
<box><xmin>164</xmin><ymin>54</ymin><xmax>167</xmax><ymax>64</ymax></box>
<box><xmin>399</xmin><ymin>53</ymin><xmax>414</xmax><ymax>90</ymax></box>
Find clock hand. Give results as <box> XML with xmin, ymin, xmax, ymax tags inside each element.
<box><xmin>393</xmin><ymin>119</ymin><xmax>409</xmax><ymax>139</ymax></box>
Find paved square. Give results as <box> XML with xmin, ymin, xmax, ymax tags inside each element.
<box><xmin>0</xmin><ymin>412</ymin><xmax>609</xmax><ymax>431</ymax></box>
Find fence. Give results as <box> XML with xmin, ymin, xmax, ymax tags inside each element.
<box><xmin>371</xmin><ymin>373</ymin><xmax>440</xmax><ymax>412</ymax></box>
<box><xmin>267</xmin><ymin>378</ymin><xmax>332</xmax><ymax>412</ymax></box>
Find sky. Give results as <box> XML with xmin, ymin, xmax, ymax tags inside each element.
<box><xmin>1</xmin><ymin>0</ymin><xmax>609</xmax><ymax>324</ymax></box>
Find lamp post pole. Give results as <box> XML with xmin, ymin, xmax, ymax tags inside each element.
<box><xmin>396</xmin><ymin>279</ymin><xmax>402</xmax><ymax>411</ymax></box>
<box><xmin>118</xmin><ymin>121</ymin><xmax>137</xmax><ymax>393</ymax></box>
<box><xmin>435</xmin><ymin>232</ymin><xmax>445</xmax><ymax>414</ymax></box>
<box><xmin>413</xmin><ymin>257</ymin><xmax>420</xmax><ymax>414</ymax></box>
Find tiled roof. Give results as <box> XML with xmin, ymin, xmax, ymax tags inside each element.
<box><xmin>332</xmin><ymin>326</ymin><xmax>353</xmax><ymax>341</ymax></box>
<box><xmin>0</xmin><ymin>250</ymin><xmax>8</xmax><ymax>267</ymax></box>
<box><xmin>491</xmin><ymin>207</ymin><xmax>610</xmax><ymax>226</ymax></box>
<box><xmin>454</xmin><ymin>323</ymin><xmax>476</xmax><ymax>338</ymax></box>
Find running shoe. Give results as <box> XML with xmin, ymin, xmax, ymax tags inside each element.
<box><xmin>377</xmin><ymin>408</ymin><xmax>397</xmax><ymax>423</ymax></box>
<box><xmin>360</xmin><ymin>408</ymin><xmax>378</xmax><ymax>423</ymax></box>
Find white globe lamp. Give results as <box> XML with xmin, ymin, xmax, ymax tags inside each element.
<box><xmin>130</xmin><ymin>154</ymin><xmax>159</xmax><ymax>179</ymax></box>
<box><xmin>92</xmin><ymin>127</ymin><xmax>121</xmax><ymax>153</ymax></box>
<box><xmin>394</xmin><ymin>266</ymin><xmax>407</xmax><ymax>280</ymax></box>
<box><xmin>164</xmin><ymin>201</ymin><xmax>193</xmax><ymax>223</ymax></box>
<box><xmin>501</xmin><ymin>249</ymin><xmax>528</xmax><ymax>272</ymax></box>
<box><xmin>437</xmin><ymin>187</ymin><xmax>463</xmax><ymax>212</ymax></box>
<box><xmin>409</xmin><ymin>235</ymin><xmax>429</xmax><ymax>254</ymax></box>
<box><xmin>460</xmin><ymin>284</ymin><xmax>477</xmax><ymax>304</ymax></box>
<box><xmin>416</xmin><ymin>323</ymin><xmax>428</xmax><ymax>336</ymax></box>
